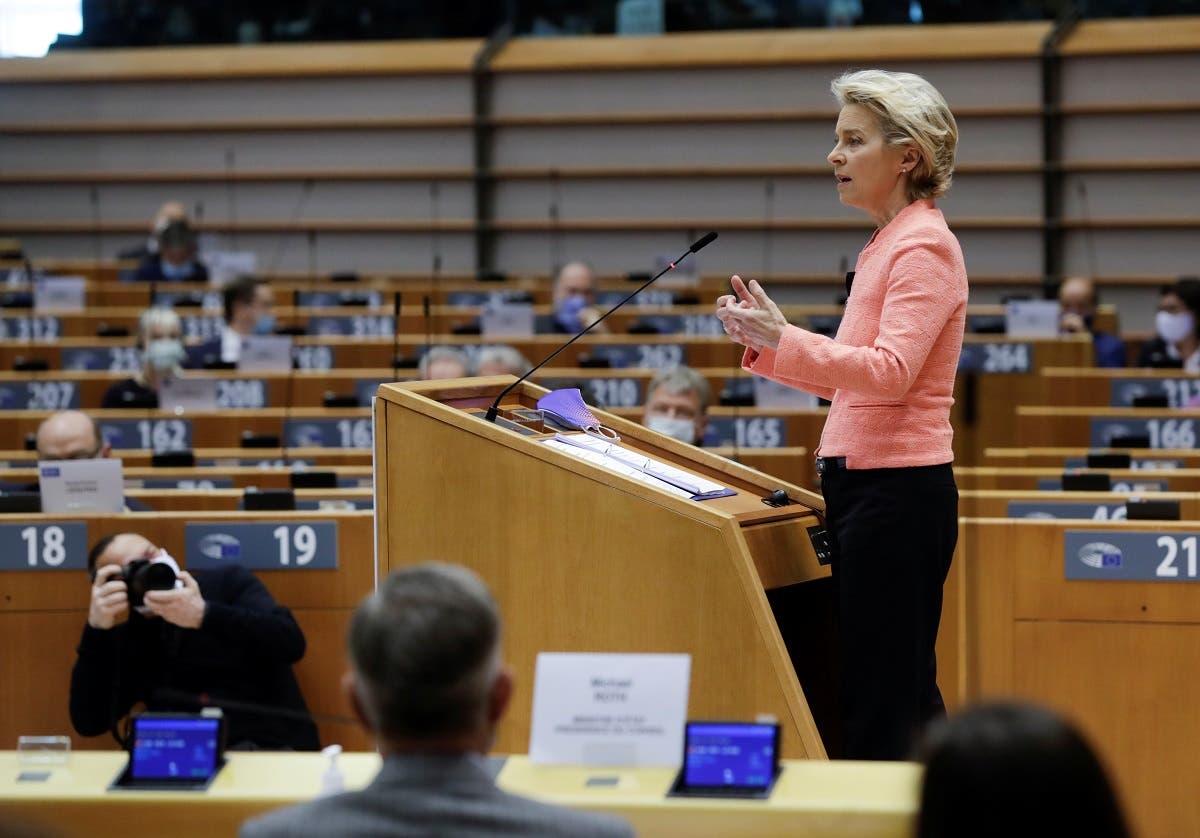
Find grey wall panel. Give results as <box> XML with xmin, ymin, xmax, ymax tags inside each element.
<box><xmin>1062</xmin><ymin>55</ymin><xmax>1200</xmax><ymax>106</ymax></box>
<box><xmin>2</xmin><ymin>77</ymin><xmax>472</xmax><ymax>123</ymax></box>
<box><xmin>15</xmin><ymin>231</ymin><xmax>476</xmax><ymax>273</ymax></box>
<box><xmin>491</xmin><ymin>172</ymin><xmax>1039</xmax><ymax>221</ymax></box>
<box><xmin>492</xmin><ymin>60</ymin><xmax>1039</xmax><ymax>115</ymax></box>
<box><xmin>1062</xmin><ymin>172</ymin><xmax>1200</xmax><ymax>219</ymax></box>
<box><xmin>491</xmin><ymin>117</ymin><xmax>1039</xmax><ymax>169</ymax></box>
<box><xmin>492</xmin><ymin>228</ymin><xmax>1039</xmax><ymax>277</ymax></box>
<box><xmin>1062</xmin><ymin>229</ymin><xmax>1200</xmax><ymax>278</ymax></box>
<box><xmin>1062</xmin><ymin>113</ymin><xmax>1200</xmax><ymax>162</ymax></box>
<box><xmin>0</xmin><ymin>129</ymin><xmax>473</xmax><ymax>172</ymax></box>
<box><xmin>0</xmin><ymin>181</ymin><xmax>475</xmax><ymax>223</ymax></box>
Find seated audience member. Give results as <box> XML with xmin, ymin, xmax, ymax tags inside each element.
<box><xmin>72</xmin><ymin>532</ymin><xmax>319</xmax><ymax>751</ymax></box>
<box><xmin>550</xmin><ymin>260</ymin><xmax>609</xmax><ymax>335</ymax></box>
<box><xmin>102</xmin><ymin>307</ymin><xmax>187</xmax><ymax>408</ymax></box>
<box><xmin>190</xmin><ymin>275</ymin><xmax>276</xmax><ymax>367</ymax></box>
<box><xmin>916</xmin><ymin>701</ymin><xmax>1130</xmax><ymax>838</ymax></box>
<box><xmin>1058</xmin><ymin>276</ymin><xmax>1125</xmax><ymax>368</ymax></box>
<box><xmin>34</xmin><ymin>410</ymin><xmax>151</xmax><ymax>511</ymax></box>
<box><xmin>1137</xmin><ymin>277</ymin><xmax>1200</xmax><ymax>369</ymax></box>
<box><xmin>419</xmin><ymin>346</ymin><xmax>472</xmax><ymax>380</ymax></box>
<box><xmin>642</xmin><ymin>367</ymin><xmax>710</xmax><ymax>445</ymax></box>
<box><xmin>133</xmin><ymin>220</ymin><xmax>209</xmax><ymax>283</ymax></box>
<box><xmin>476</xmin><ymin>345</ymin><xmax>532</xmax><ymax>377</ymax></box>
<box><xmin>119</xmin><ymin>200</ymin><xmax>189</xmax><ymax>260</ymax></box>
<box><xmin>240</xmin><ymin>563</ymin><xmax>632</xmax><ymax>838</ymax></box>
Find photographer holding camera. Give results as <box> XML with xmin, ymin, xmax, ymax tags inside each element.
<box><xmin>70</xmin><ymin>532</ymin><xmax>320</xmax><ymax>751</ymax></box>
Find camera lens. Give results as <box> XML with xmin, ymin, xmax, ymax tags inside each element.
<box><xmin>124</xmin><ymin>560</ymin><xmax>178</xmax><ymax>607</ymax></box>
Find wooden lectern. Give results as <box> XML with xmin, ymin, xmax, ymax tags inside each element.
<box><xmin>373</xmin><ymin>376</ymin><xmax>831</xmax><ymax>759</ymax></box>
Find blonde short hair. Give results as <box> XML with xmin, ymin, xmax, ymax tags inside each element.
<box><xmin>831</xmin><ymin>69</ymin><xmax>958</xmax><ymax>202</ymax></box>
<box><xmin>136</xmin><ymin>306</ymin><xmax>182</xmax><ymax>346</ymax></box>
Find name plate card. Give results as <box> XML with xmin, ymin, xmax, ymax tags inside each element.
<box><xmin>185</xmin><ymin>521</ymin><xmax>338</xmax><ymax>570</ymax></box>
<box><xmin>100</xmin><ymin>418</ymin><xmax>192</xmax><ymax>452</ymax></box>
<box><xmin>0</xmin><ymin>522</ymin><xmax>88</xmax><ymax>571</ymax></box>
<box><xmin>38</xmin><ymin>459</ymin><xmax>124</xmax><ymax>513</ymax></box>
<box><xmin>1065</xmin><ymin>529</ymin><xmax>1200</xmax><ymax>583</ymax></box>
<box><xmin>1009</xmin><ymin>501</ymin><xmax>1127</xmax><ymax>521</ymax></box>
<box><xmin>239</xmin><ymin>336</ymin><xmax>293</xmax><ymax>372</ymax></box>
<box><xmin>1110</xmin><ymin>378</ymin><xmax>1200</xmax><ymax>408</ymax></box>
<box><xmin>0</xmin><ymin>381</ymin><xmax>79</xmax><ymax>411</ymax></box>
<box><xmin>529</xmin><ymin>652</ymin><xmax>690</xmax><ymax>768</ymax></box>
<box><xmin>481</xmin><ymin>301</ymin><xmax>535</xmax><ymax>337</ymax></box>
<box><xmin>33</xmin><ymin>276</ymin><xmax>86</xmax><ymax>312</ymax></box>
<box><xmin>706</xmin><ymin>416</ymin><xmax>787</xmax><ymax>448</ymax></box>
<box><xmin>1005</xmin><ymin>300</ymin><xmax>1060</xmax><ymax>338</ymax></box>
<box><xmin>958</xmin><ymin>342</ymin><xmax>1033</xmax><ymax>374</ymax></box>
<box><xmin>285</xmin><ymin>417</ymin><xmax>373</xmax><ymax>449</ymax></box>
<box><xmin>1090</xmin><ymin>417</ymin><xmax>1198</xmax><ymax>449</ymax></box>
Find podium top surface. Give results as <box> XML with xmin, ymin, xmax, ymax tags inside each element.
<box><xmin>377</xmin><ymin>376</ymin><xmax>824</xmax><ymax>523</ymax></box>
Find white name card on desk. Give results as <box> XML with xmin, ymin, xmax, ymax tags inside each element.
<box><xmin>38</xmin><ymin>458</ymin><xmax>124</xmax><ymax>513</ymax></box>
<box><xmin>33</xmin><ymin>276</ymin><xmax>86</xmax><ymax>311</ymax></box>
<box><xmin>1005</xmin><ymin>300</ymin><xmax>1060</xmax><ymax>338</ymax></box>
<box><xmin>481</xmin><ymin>301</ymin><xmax>534</xmax><ymax>337</ymax></box>
<box><xmin>159</xmin><ymin>376</ymin><xmax>219</xmax><ymax>411</ymax></box>
<box><xmin>239</xmin><ymin>335</ymin><xmax>294</xmax><ymax>371</ymax></box>
<box><xmin>529</xmin><ymin>652</ymin><xmax>690</xmax><ymax>767</ymax></box>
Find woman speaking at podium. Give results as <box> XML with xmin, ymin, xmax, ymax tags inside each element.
<box><xmin>716</xmin><ymin>70</ymin><xmax>966</xmax><ymax>761</ymax></box>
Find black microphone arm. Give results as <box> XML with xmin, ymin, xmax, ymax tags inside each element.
<box><xmin>484</xmin><ymin>231</ymin><xmax>717</xmax><ymax>423</ymax></box>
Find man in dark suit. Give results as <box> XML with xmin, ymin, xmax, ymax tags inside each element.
<box><xmin>240</xmin><ymin>563</ymin><xmax>633</xmax><ymax>838</ymax></box>
<box><xmin>188</xmin><ymin>275</ymin><xmax>276</xmax><ymax>369</ymax></box>
<box><xmin>133</xmin><ymin>220</ymin><xmax>209</xmax><ymax>283</ymax></box>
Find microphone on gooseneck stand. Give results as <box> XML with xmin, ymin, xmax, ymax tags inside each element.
<box><xmin>280</xmin><ymin>289</ymin><xmax>300</xmax><ymax>465</ymax></box>
<box><xmin>549</xmin><ymin>167</ymin><xmax>562</xmax><ymax>276</ymax></box>
<box><xmin>89</xmin><ymin>186</ymin><xmax>103</xmax><ymax>265</ymax></box>
<box><xmin>422</xmin><ymin>295</ymin><xmax>432</xmax><ymax>368</ymax></box>
<box><xmin>485</xmin><ymin>232</ymin><xmax>719</xmax><ymax>423</ymax></box>
<box><xmin>392</xmin><ymin>291</ymin><xmax>402</xmax><ymax>382</ymax></box>
<box><xmin>225</xmin><ymin>148</ymin><xmax>238</xmax><ymax>250</ymax></box>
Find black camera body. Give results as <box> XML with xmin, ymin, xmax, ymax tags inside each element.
<box><xmin>122</xmin><ymin>560</ymin><xmax>178</xmax><ymax>607</ymax></box>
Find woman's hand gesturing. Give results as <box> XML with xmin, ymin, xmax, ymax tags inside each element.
<box><xmin>715</xmin><ymin>276</ymin><xmax>788</xmax><ymax>351</ymax></box>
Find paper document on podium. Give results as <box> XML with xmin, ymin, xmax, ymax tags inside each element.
<box><xmin>542</xmin><ymin>433</ymin><xmax>734</xmax><ymax>501</ymax></box>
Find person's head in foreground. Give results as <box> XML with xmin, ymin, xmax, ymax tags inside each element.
<box><xmin>642</xmin><ymin>367</ymin><xmax>710</xmax><ymax>445</ymax></box>
<box><xmin>829</xmin><ymin>69</ymin><xmax>957</xmax><ymax>226</ymax></box>
<box><xmin>476</xmin><ymin>345</ymin><xmax>532</xmax><ymax>378</ymax></box>
<box><xmin>36</xmin><ymin>410</ymin><xmax>110</xmax><ymax>461</ymax></box>
<box><xmin>345</xmin><ymin>562</ymin><xmax>511</xmax><ymax>754</ymax></box>
<box><xmin>916</xmin><ymin>701</ymin><xmax>1130</xmax><ymax>838</ymax></box>
<box><xmin>419</xmin><ymin>346</ymin><xmax>471</xmax><ymax>380</ymax></box>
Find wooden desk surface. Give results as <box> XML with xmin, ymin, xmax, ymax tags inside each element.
<box><xmin>0</xmin><ymin>752</ymin><xmax>920</xmax><ymax>838</ymax></box>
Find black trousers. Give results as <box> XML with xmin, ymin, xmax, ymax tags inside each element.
<box><xmin>821</xmin><ymin>462</ymin><xmax>958</xmax><ymax>761</ymax></box>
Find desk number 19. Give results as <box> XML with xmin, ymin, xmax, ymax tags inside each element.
<box><xmin>273</xmin><ymin>525</ymin><xmax>318</xmax><ymax>566</ymax></box>
<box><xmin>22</xmin><ymin>526</ymin><xmax>66</xmax><ymax>567</ymax></box>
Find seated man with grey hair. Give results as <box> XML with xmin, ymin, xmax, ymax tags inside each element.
<box><xmin>419</xmin><ymin>346</ymin><xmax>472</xmax><ymax>380</ymax></box>
<box><xmin>642</xmin><ymin>366</ymin><xmax>711</xmax><ymax>445</ymax></box>
<box><xmin>476</xmin><ymin>344</ymin><xmax>532</xmax><ymax>378</ymax></box>
<box><xmin>241</xmin><ymin>563</ymin><xmax>633</xmax><ymax>838</ymax></box>
<box><xmin>22</xmin><ymin>410</ymin><xmax>152</xmax><ymax>511</ymax></box>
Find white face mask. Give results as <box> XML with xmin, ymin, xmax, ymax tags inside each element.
<box><xmin>1156</xmin><ymin>310</ymin><xmax>1194</xmax><ymax>345</ymax></box>
<box><xmin>646</xmin><ymin>415</ymin><xmax>697</xmax><ymax>444</ymax></box>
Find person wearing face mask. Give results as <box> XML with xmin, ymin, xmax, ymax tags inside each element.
<box><xmin>101</xmin><ymin>307</ymin><xmax>187</xmax><ymax>408</ymax></box>
<box><xmin>548</xmin><ymin>261</ymin><xmax>609</xmax><ymax>335</ymax></box>
<box><xmin>189</xmin><ymin>275</ymin><xmax>277</xmax><ymax>368</ymax></box>
<box><xmin>70</xmin><ymin>531</ymin><xmax>320</xmax><ymax>751</ymax></box>
<box><xmin>133</xmin><ymin>220</ymin><xmax>209</xmax><ymax>284</ymax></box>
<box><xmin>642</xmin><ymin>367</ymin><xmax>710</xmax><ymax>446</ymax></box>
<box><xmin>717</xmin><ymin>70</ymin><xmax>964</xmax><ymax>761</ymax></box>
<box><xmin>1058</xmin><ymin>276</ymin><xmax>1126</xmax><ymax>368</ymax></box>
<box><xmin>1138</xmin><ymin>278</ymin><xmax>1200</xmax><ymax>370</ymax></box>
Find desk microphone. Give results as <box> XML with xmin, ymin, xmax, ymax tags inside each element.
<box><xmin>484</xmin><ymin>231</ymin><xmax>718</xmax><ymax>423</ymax></box>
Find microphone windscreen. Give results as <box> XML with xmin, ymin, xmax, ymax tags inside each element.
<box><xmin>690</xmin><ymin>231</ymin><xmax>718</xmax><ymax>253</ymax></box>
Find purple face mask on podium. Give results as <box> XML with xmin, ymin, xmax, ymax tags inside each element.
<box><xmin>537</xmin><ymin>389</ymin><xmax>619</xmax><ymax>442</ymax></box>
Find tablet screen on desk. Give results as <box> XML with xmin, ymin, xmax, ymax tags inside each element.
<box><xmin>129</xmin><ymin>715</ymin><xmax>222</xmax><ymax>784</ymax></box>
<box><xmin>677</xmin><ymin>722</ymin><xmax>780</xmax><ymax>796</ymax></box>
